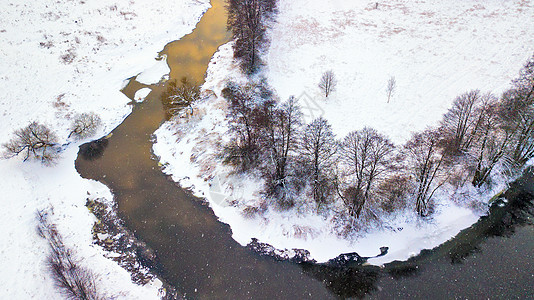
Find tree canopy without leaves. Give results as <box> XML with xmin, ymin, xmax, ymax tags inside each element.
<box><xmin>299</xmin><ymin>117</ymin><xmax>337</xmax><ymax>207</ymax></box>
<box><xmin>404</xmin><ymin>129</ymin><xmax>447</xmax><ymax>216</ymax></box>
<box><xmin>3</xmin><ymin>121</ymin><xmax>59</xmax><ymax>165</ymax></box>
<box><xmin>338</xmin><ymin>127</ymin><xmax>395</xmax><ymax>218</ymax></box>
<box><xmin>161</xmin><ymin>77</ymin><xmax>201</xmax><ymax>119</ymax></box>
<box><xmin>69</xmin><ymin>112</ymin><xmax>102</xmax><ymax>140</ymax></box>
<box><xmin>318</xmin><ymin>70</ymin><xmax>336</xmax><ymax>97</ymax></box>
<box><xmin>257</xmin><ymin>96</ymin><xmax>303</xmax><ymax>205</ymax></box>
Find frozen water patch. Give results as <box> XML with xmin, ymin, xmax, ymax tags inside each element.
<box><xmin>134</xmin><ymin>88</ymin><xmax>152</xmax><ymax>103</ymax></box>
<box><xmin>136</xmin><ymin>56</ymin><xmax>171</xmax><ymax>85</ymax></box>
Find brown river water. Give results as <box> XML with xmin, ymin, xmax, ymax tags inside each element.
<box><xmin>76</xmin><ymin>0</ymin><xmax>534</xmax><ymax>298</ymax></box>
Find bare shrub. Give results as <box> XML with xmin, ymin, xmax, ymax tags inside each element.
<box><xmin>37</xmin><ymin>210</ymin><xmax>102</xmax><ymax>300</ymax></box>
<box><xmin>69</xmin><ymin>112</ymin><xmax>102</xmax><ymax>140</ymax></box>
<box><xmin>161</xmin><ymin>77</ymin><xmax>201</xmax><ymax>119</ymax></box>
<box><xmin>3</xmin><ymin>121</ymin><xmax>60</xmax><ymax>164</ymax></box>
<box><xmin>376</xmin><ymin>175</ymin><xmax>411</xmax><ymax>214</ymax></box>
<box><xmin>60</xmin><ymin>48</ymin><xmax>77</xmax><ymax>64</ymax></box>
<box><xmin>386</xmin><ymin>76</ymin><xmax>396</xmax><ymax>103</ymax></box>
<box><xmin>318</xmin><ymin>70</ymin><xmax>336</xmax><ymax>97</ymax></box>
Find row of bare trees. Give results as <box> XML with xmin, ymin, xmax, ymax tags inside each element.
<box><xmin>227</xmin><ymin>0</ymin><xmax>277</xmax><ymax>74</ymax></box>
<box><xmin>221</xmin><ymin>56</ymin><xmax>534</xmax><ymax>224</ymax></box>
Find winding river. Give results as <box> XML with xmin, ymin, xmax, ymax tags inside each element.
<box><xmin>76</xmin><ymin>0</ymin><xmax>534</xmax><ymax>298</ymax></box>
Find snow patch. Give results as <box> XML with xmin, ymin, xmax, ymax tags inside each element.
<box><xmin>134</xmin><ymin>88</ymin><xmax>152</xmax><ymax>103</ymax></box>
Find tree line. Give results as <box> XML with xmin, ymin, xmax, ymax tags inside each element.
<box><xmin>220</xmin><ymin>55</ymin><xmax>534</xmax><ymax>229</ymax></box>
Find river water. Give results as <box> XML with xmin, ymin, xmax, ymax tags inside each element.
<box><xmin>75</xmin><ymin>0</ymin><xmax>534</xmax><ymax>298</ymax></box>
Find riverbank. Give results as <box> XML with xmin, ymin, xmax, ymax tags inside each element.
<box><xmin>153</xmin><ymin>0</ymin><xmax>534</xmax><ymax>264</ymax></box>
<box><xmin>0</xmin><ymin>0</ymin><xmax>210</xmax><ymax>298</ymax></box>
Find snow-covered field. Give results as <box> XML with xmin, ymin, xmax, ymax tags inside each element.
<box><xmin>0</xmin><ymin>0</ymin><xmax>209</xmax><ymax>298</ymax></box>
<box><xmin>154</xmin><ymin>0</ymin><xmax>534</xmax><ymax>264</ymax></box>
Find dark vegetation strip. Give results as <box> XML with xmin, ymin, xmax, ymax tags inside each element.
<box><xmin>37</xmin><ymin>210</ymin><xmax>103</xmax><ymax>300</ymax></box>
<box><xmin>86</xmin><ymin>198</ymin><xmax>184</xmax><ymax>300</ymax></box>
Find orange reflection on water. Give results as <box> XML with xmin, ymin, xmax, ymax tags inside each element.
<box><xmin>162</xmin><ymin>0</ymin><xmax>231</xmax><ymax>83</ymax></box>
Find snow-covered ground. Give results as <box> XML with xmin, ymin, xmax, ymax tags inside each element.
<box><xmin>0</xmin><ymin>0</ymin><xmax>209</xmax><ymax>298</ymax></box>
<box><xmin>153</xmin><ymin>0</ymin><xmax>534</xmax><ymax>264</ymax></box>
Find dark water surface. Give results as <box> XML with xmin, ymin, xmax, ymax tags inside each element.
<box><xmin>76</xmin><ymin>1</ymin><xmax>534</xmax><ymax>298</ymax></box>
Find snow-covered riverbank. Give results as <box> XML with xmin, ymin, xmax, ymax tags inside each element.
<box><xmin>0</xmin><ymin>0</ymin><xmax>210</xmax><ymax>298</ymax></box>
<box><xmin>153</xmin><ymin>0</ymin><xmax>534</xmax><ymax>264</ymax></box>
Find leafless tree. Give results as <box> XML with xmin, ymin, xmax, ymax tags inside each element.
<box><xmin>439</xmin><ymin>90</ymin><xmax>487</xmax><ymax>154</ymax></box>
<box><xmin>3</xmin><ymin>122</ymin><xmax>59</xmax><ymax>165</ymax></box>
<box><xmin>69</xmin><ymin>112</ymin><xmax>102</xmax><ymax>140</ymax></box>
<box><xmin>227</xmin><ymin>0</ymin><xmax>277</xmax><ymax>74</ymax></box>
<box><xmin>386</xmin><ymin>76</ymin><xmax>396</xmax><ymax>103</ymax></box>
<box><xmin>161</xmin><ymin>77</ymin><xmax>201</xmax><ymax>119</ymax></box>
<box><xmin>337</xmin><ymin>127</ymin><xmax>396</xmax><ymax>218</ymax></box>
<box><xmin>468</xmin><ymin>96</ymin><xmax>514</xmax><ymax>187</ymax></box>
<box><xmin>318</xmin><ymin>70</ymin><xmax>337</xmax><ymax>98</ymax></box>
<box><xmin>258</xmin><ymin>96</ymin><xmax>303</xmax><ymax>206</ymax></box>
<box><xmin>299</xmin><ymin>117</ymin><xmax>337</xmax><ymax>207</ymax></box>
<box><xmin>376</xmin><ymin>175</ymin><xmax>411</xmax><ymax>214</ymax></box>
<box><xmin>404</xmin><ymin>129</ymin><xmax>447</xmax><ymax>216</ymax></box>
<box><xmin>497</xmin><ymin>57</ymin><xmax>534</xmax><ymax>167</ymax></box>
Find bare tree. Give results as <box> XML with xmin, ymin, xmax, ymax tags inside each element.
<box><xmin>337</xmin><ymin>127</ymin><xmax>396</xmax><ymax>218</ymax></box>
<box><xmin>376</xmin><ymin>175</ymin><xmax>411</xmax><ymax>214</ymax></box>
<box><xmin>498</xmin><ymin>57</ymin><xmax>534</xmax><ymax>167</ymax></box>
<box><xmin>469</xmin><ymin>96</ymin><xmax>514</xmax><ymax>187</ymax></box>
<box><xmin>258</xmin><ymin>96</ymin><xmax>303</xmax><ymax>206</ymax></box>
<box><xmin>37</xmin><ymin>210</ymin><xmax>102</xmax><ymax>300</ymax></box>
<box><xmin>439</xmin><ymin>90</ymin><xmax>486</xmax><ymax>154</ymax></box>
<box><xmin>386</xmin><ymin>76</ymin><xmax>396</xmax><ymax>103</ymax></box>
<box><xmin>161</xmin><ymin>77</ymin><xmax>201</xmax><ymax>119</ymax></box>
<box><xmin>69</xmin><ymin>112</ymin><xmax>102</xmax><ymax>140</ymax></box>
<box><xmin>318</xmin><ymin>70</ymin><xmax>337</xmax><ymax>98</ymax></box>
<box><xmin>3</xmin><ymin>122</ymin><xmax>59</xmax><ymax>164</ymax></box>
<box><xmin>299</xmin><ymin>117</ymin><xmax>337</xmax><ymax>207</ymax></box>
<box><xmin>221</xmin><ymin>82</ymin><xmax>263</xmax><ymax>171</ymax></box>
<box><xmin>227</xmin><ymin>0</ymin><xmax>277</xmax><ymax>74</ymax></box>
<box><xmin>404</xmin><ymin>129</ymin><xmax>447</xmax><ymax>216</ymax></box>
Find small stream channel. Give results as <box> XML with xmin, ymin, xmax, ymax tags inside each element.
<box><xmin>75</xmin><ymin>0</ymin><xmax>534</xmax><ymax>298</ymax></box>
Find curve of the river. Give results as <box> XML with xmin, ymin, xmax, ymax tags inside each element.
<box><xmin>76</xmin><ymin>0</ymin><xmax>534</xmax><ymax>298</ymax></box>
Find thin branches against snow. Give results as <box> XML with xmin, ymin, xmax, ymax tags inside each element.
<box><xmin>2</xmin><ymin>122</ymin><xmax>60</xmax><ymax>165</ymax></box>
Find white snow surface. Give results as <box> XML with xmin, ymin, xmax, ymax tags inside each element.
<box><xmin>136</xmin><ymin>56</ymin><xmax>171</xmax><ymax>85</ymax></box>
<box><xmin>0</xmin><ymin>0</ymin><xmax>210</xmax><ymax>298</ymax></box>
<box><xmin>266</xmin><ymin>0</ymin><xmax>534</xmax><ymax>144</ymax></box>
<box><xmin>134</xmin><ymin>88</ymin><xmax>153</xmax><ymax>103</ymax></box>
<box><xmin>153</xmin><ymin>0</ymin><xmax>534</xmax><ymax>264</ymax></box>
